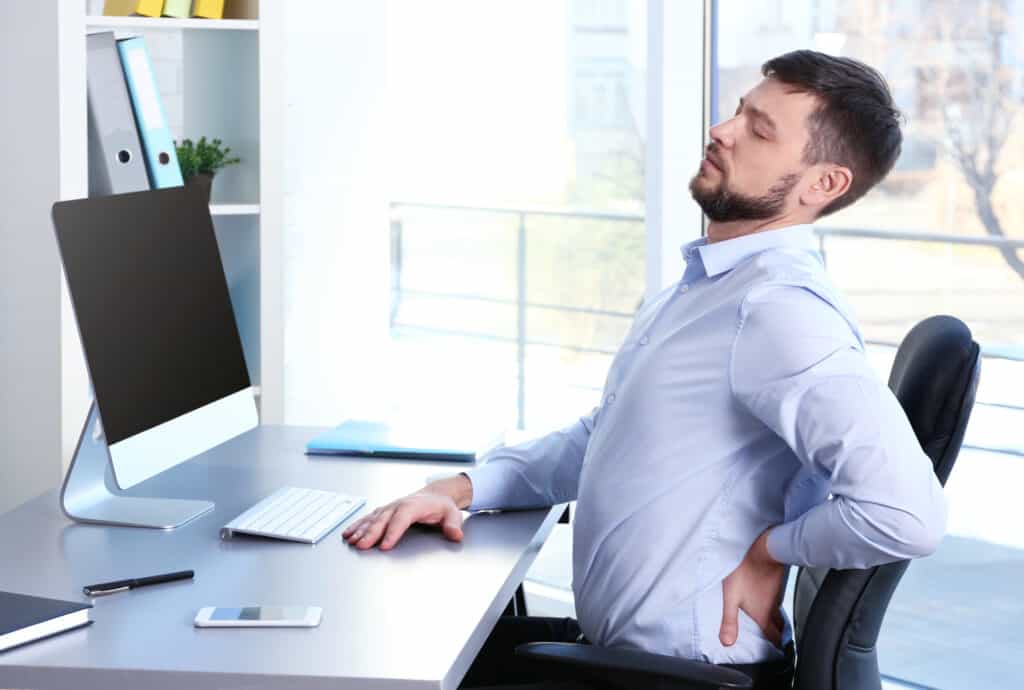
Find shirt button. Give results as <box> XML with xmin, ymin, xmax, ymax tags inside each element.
<box><xmin>679</xmin><ymin>283</ymin><xmax>690</xmax><ymax>293</ymax></box>
<box><xmin>606</xmin><ymin>393</ymin><xmax>617</xmax><ymax>404</ymax></box>
<box><xmin>639</xmin><ymin>336</ymin><xmax>650</xmax><ymax>346</ymax></box>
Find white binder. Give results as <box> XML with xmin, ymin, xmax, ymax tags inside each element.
<box><xmin>87</xmin><ymin>31</ymin><xmax>150</xmax><ymax>196</ymax></box>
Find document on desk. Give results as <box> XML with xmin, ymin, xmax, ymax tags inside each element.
<box><xmin>305</xmin><ymin>419</ymin><xmax>501</xmax><ymax>462</ymax></box>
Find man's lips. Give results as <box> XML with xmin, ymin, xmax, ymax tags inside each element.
<box><xmin>703</xmin><ymin>150</ymin><xmax>724</xmax><ymax>172</ymax></box>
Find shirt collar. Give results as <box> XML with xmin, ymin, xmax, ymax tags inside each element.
<box><xmin>682</xmin><ymin>224</ymin><xmax>818</xmax><ymax>278</ymax></box>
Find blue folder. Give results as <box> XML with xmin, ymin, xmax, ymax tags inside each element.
<box><xmin>117</xmin><ymin>37</ymin><xmax>185</xmax><ymax>190</ymax></box>
<box><xmin>305</xmin><ymin>420</ymin><xmax>498</xmax><ymax>462</ymax></box>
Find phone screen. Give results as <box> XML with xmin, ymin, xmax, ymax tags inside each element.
<box><xmin>211</xmin><ymin>606</ymin><xmax>308</xmax><ymax>621</ymax></box>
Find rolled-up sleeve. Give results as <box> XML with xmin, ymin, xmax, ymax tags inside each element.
<box><xmin>729</xmin><ymin>284</ymin><xmax>947</xmax><ymax>569</ymax></box>
<box><xmin>465</xmin><ymin>407</ymin><xmax>600</xmax><ymax>511</ymax></box>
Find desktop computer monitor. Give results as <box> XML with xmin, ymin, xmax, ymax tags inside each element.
<box><xmin>52</xmin><ymin>186</ymin><xmax>258</xmax><ymax>528</ymax></box>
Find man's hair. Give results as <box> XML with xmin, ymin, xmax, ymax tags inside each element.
<box><xmin>761</xmin><ymin>50</ymin><xmax>902</xmax><ymax>217</ymax></box>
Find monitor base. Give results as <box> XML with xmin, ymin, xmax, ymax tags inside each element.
<box><xmin>60</xmin><ymin>401</ymin><xmax>214</xmax><ymax>530</ymax></box>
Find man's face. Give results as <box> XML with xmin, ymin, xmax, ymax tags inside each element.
<box><xmin>690</xmin><ymin>77</ymin><xmax>820</xmax><ymax>222</ymax></box>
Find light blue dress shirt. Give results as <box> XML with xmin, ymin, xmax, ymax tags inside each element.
<box><xmin>465</xmin><ymin>224</ymin><xmax>947</xmax><ymax>664</ymax></box>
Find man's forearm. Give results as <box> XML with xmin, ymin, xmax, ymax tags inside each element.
<box><xmin>424</xmin><ymin>473</ymin><xmax>474</xmax><ymax>510</ymax></box>
<box><xmin>462</xmin><ymin>409</ymin><xmax>598</xmax><ymax>511</ymax></box>
<box><xmin>765</xmin><ymin>491</ymin><xmax>946</xmax><ymax>569</ymax></box>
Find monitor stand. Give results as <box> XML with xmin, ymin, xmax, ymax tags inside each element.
<box><xmin>60</xmin><ymin>401</ymin><xmax>215</xmax><ymax>529</ymax></box>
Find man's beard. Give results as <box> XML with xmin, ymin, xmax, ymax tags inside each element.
<box><xmin>689</xmin><ymin>171</ymin><xmax>800</xmax><ymax>223</ymax></box>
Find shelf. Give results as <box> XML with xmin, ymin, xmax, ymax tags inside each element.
<box><xmin>85</xmin><ymin>16</ymin><xmax>259</xmax><ymax>31</ymax></box>
<box><xmin>210</xmin><ymin>203</ymin><xmax>260</xmax><ymax>216</ymax></box>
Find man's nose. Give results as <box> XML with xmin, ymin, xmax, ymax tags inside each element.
<box><xmin>708</xmin><ymin>117</ymin><xmax>736</xmax><ymax>148</ymax></box>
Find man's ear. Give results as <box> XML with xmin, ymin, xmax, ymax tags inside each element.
<box><xmin>801</xmin><ymin>165</ymin><xmax>852</xmax><ymax>211</ymax></box>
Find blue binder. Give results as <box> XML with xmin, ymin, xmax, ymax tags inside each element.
<box><xmin>117</xmin><ymin>37</ymin><xmax>184</xmax><ymax>189</ymax></box>
<box><xmin>306</xmin><ymin>420</ymin><xmax>500</xmax><ymax>462</ymax></box>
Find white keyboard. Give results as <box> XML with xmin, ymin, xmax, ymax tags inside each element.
<box><xmin>220</xmin><ymin>487</ymin><xmax>366</xmax><ymax>544</ymax></box>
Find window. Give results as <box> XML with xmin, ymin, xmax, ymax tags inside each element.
<box><xmin>715</xmin><ymin>1</ymin><xmax>1024</xmax><ymax>687</ymax></box>
<box><xmin>384</xmin><ymin>0</ymin><xmax>648</xmax><ymax>433</ymax></box>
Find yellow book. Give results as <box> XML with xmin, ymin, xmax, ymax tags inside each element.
<box><xmin>162</xmin><ymin>0</ymin><xmax>192</xmax><ymax>18</ymax></box>
<box><xmin>192</xmin><ymin>0</ymin><xmax>225</xmax><ymax>19</ymax></box>
<box><xmin>103</xmin><ymin>0</ymin><xmax>164</xmax><ymax>17</ymax></box>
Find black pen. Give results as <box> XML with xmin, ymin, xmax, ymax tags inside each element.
<box><xmin>83</xmin><ymin>570</ymin><xmax>194</xmax><ymax>597</ymax></box>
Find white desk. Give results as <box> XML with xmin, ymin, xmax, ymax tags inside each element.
<box><xmin>0</xmin><ymin>425</ymin><xmax>563</xmax><ymax>689</ymax></box>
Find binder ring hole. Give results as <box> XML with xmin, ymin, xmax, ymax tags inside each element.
<box><xmin>158</xmin><ymin>152</ymin><xmax>170</xmax><ymax>165</ymax></box>
<box><xmin>117</xmin><ymin>150</ymin><xmax>132</xmax><ymax>164</ymax></box>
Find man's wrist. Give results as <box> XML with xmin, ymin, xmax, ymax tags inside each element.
<box><xmin>757</xmin><ymin>527</ymin><xmax>781</xmax><ymax>565</ymax></box>
<box><xmin>425</xmin><ymin>473</ymin><xmax>474</xmax><ymax>510</ymax></box>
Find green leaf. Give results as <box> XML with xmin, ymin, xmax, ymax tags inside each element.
<box><xmin>175</xmin><ymin>135</ymin><xmax>241</xmax><ymax>177</ymax></box>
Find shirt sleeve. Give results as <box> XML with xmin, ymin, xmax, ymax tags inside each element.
<box><xmin>464</xmin><ymin>407</ymin><xmax>599</xmax><ymax>511</ymax></box>
<box><xmin>729</xmin><ymin>284</ymin><xmax>948</xmax><ymax>569</ymax></box>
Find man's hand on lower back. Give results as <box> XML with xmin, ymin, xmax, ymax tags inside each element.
<box><xmin>342</xmin><ymin>473</ymin><xmax>474</xmax><ymax>551</ymax></box>
<box><xmin>720</xmin><ymin>527</ymin><xmax>786</xmax><ymax>648</ymax></box>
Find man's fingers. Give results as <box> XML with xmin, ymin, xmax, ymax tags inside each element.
<box><xmin>343</xmin><ymin>505</ymin><xmax>385</xmax><ymax>538</ymax></box>
<box><xmin>720</xmin><ymin>588</ymin><xmax>740</xmax><ymax>647</ymax></box>
<box><xmin>379</xmin><ymin>507</ymin><xmax>417</xmax><ymax>550</ymax></box>
<box><xmin>342</xmin><ymin>514</ymin><xmax>371</xmax><ymax>539</ymax></box>
<box><xmin>352</xmin><ymin>508</ymin><xmax>393</xmax><ymax>549</ymax></box>
<box><xmin>441</xmin><ymin>504</ymin><xmax>464</xmax><ymax>542</ymax></box>
<box><xmin>768</xmin><ymin>622</ymin><xmax>782</xmax><ymax>648</ymax></box>
<box><xmin>768</xmin><ymin>608</ymin><xmax>784</xmax><ymax>647</ymax></box>
<box><xmin>342</xmin><ymin>512</ymin><xmax>369</xmax><ymax>538</ymax></box>
<box><xmin>344</xmin><ymin>511</ymin><xmax>373</xmax><ymax>541</ymax></box>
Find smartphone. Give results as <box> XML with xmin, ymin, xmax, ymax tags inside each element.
<box><xmin>194</xmin><ymin>606</ymin><xmax>322</xmax><ymax>628</ymax></box>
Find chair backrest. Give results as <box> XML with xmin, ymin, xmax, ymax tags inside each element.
<box><xmin>791</xmin><ymin>316</ymin><xmax>981</xmax><ymax>690</ymax></box>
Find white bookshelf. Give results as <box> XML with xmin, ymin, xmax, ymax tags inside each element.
<box><xmin>85</xmin><ymin>15</ymin><xmax>259</xmax><ymax>31</ymax></box>
<box><xmin>211</xmin><ymin>203</ymin><xmax>260</xmax><ymax>216</ymax></box>
<box><xmin>57</xmin><ymin>0</ymin><xmax>285</xmax><ymax>466</ymax></box>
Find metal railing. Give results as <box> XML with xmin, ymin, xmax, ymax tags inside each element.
<box><xmin>389</xmin><ymin>202</ymin><xmax>1024</xmax><ymax>441</ymax></box>
<box><xmin>390</xmin><ymin>201</ymin><xmax>644</xmax><ymax>428</ymax></box>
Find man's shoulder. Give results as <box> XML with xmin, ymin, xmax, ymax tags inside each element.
<box><xmin>732</xmin><ymin>247</ymin><xmax>864</xmax><ymax>349</ymax></box>
<box><xmin>739</xmin><ymin>245</ymin><xmax>832</xmax><ymax>292</ymax></box>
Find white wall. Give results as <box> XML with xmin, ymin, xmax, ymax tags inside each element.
<box><xmin>0</xmin><ymin>1</ymin><xmax>65</xmax><ymax>514</ymax></box>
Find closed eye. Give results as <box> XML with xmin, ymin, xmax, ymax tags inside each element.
<box><xmin>736</xmin><ymin>97</ymin><xmax>776</xmax><ymax>140</ymax></box>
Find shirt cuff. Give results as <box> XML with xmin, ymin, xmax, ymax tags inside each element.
<box><xmin>463</xmin><ymin>461</ymin><xmax>514</xmax><ymax>511</ymax></box>
<box><xmin>765</xmin><ymin>521</ymin><xmax>803</xmax><ymax>567</ymax></box>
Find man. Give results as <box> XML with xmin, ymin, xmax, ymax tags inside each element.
<box><xmin>342</xmin><ymin>50</ymin><xmax>947</xmax><ymax>689</ymax></box>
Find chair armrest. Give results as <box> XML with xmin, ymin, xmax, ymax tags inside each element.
<box><xmin>515</xmin><ymin>642</ymin><xmax>753</xmax><ymax>690</ymax></box>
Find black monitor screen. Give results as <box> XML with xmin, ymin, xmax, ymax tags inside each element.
<box><xmin>53</xmin><ymin>187</ymin><xmax>251</xmax><ymax>445</ymax></box>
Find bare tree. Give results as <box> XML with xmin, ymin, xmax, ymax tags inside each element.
<box><xmin>920</xmin><ymin>0</ymin><xmax>1024</xmax><ymax>279</ymax></box>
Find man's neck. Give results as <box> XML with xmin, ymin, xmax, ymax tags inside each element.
<box><xmin>706</xmin><ymin>213</ymin><xmax>810</xmax><ymax>244</ymax></box>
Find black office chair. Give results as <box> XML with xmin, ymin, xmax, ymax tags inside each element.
<box><xmin>517</xmin><ymin>315</ymin><xmax>982</xmax><ymax>690</ymax></box>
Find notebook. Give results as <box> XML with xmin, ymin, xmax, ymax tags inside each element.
<box><xmin>305</xmin><ymin>419</ymin><xmax>500</xmax><ymax>462</ymax></box>
<box><xmin>0</xmin><ymin>591</ymin><xmax>93</xmax><ymax>653</ymax></box>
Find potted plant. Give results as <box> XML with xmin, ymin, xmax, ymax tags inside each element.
<box><xmin>174</xmin><ymin>136</ymin><xmax>241</xmax><ymax>204</ymax></box>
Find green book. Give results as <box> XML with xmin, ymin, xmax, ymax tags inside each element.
<box><xmin>162</xmin><ymin>0</ymin><xmax>192</xmax><ymax>18</ymax></box>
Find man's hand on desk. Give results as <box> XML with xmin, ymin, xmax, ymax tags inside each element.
<box><xmin>342</xmin><ymin>473</ymin><xmax>474</xmax><ymax>551</ymax></box>
<box><xmin>720</xmin><ymin>527</ymin><xmax>786</xmax><ymax>648</ymax></box>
